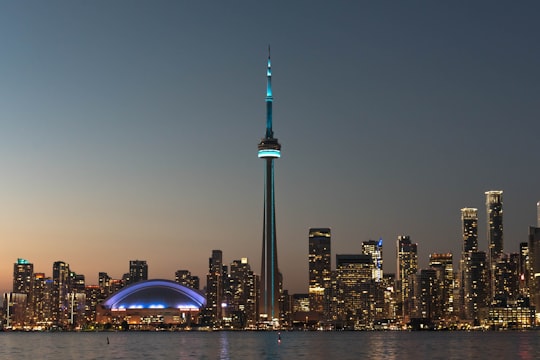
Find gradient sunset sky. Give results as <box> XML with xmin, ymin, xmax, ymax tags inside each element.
<box><xmin>1</xmin><ymin>1</ymin><xmax>539</xmax><ymax>294</ymax></box>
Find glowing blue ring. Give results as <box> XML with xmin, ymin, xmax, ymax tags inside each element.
<box><xmin>258</xmin><ymin>150</ymin><xmax>281</xmax><ymax>158</ymax></box>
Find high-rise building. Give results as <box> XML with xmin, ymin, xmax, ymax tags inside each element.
<box><xmin>128</xmin><ymin>260</ymin><xmax>148</xmax><ymax>285</ymax></box>
<box><xmin>362</xmin><ymin>239</ymin><xmax>383</xmax><ymax>282</ymax></box>
<box><xmin>537</xmin><ymin>201</ymin><xmax>540</xmax><ymax>227</ymax></box>
<box><xmin>486</xmin><ymin>190</ymin><xmax>504</xmax><ymax>303</ymax></box>
<box><xmin>13</xmin><ymin>258</ymin><xmax>34</xmax><ymax>323</ymax></box>
<box><xmin>429</xmin><ymin>253</ymin><xmax>454</xmax><ymax>318</ymax></box>
<box><xmin>308</xmin><ymin>228</ymin><xmax>331</xmax><ymax>317</ymax></box>
<box><xmin>33</xmin><ymin>273</ymin><xmax>52</xmax><ymax>325</ymax></box>
<box><xmin>396</xmin><ymin>235</ymin><xmax>418</xmax><ymax>319</ymax></box>
<box><xmin>461</xmin><ymin>208</ymin><xmax>478</xmax><ymax>252</ymax></box>
<box><xmin>258</xmin><ymin>49</ymin><xmax>282</xmax><ymax>323</ymax></box>
<box><xmin>52</xmin><ymin>261</ymin><xmax>71</xmax><ymax>326</ymax></box>
<box><xmin>411</xmin><ymin>269</ymin><xmax>439</xmax><ymax>322</ymax></box>
<box><xmin>206</xmin><ymin>250</ymin><xmax>224</xmax><ymax>325</ymax></box>
<box><xmin>462</xmin><ymin>251</ymin><xmax>489</xmax><ymax>321</ymax></box>
<box><xmin>335</xmin><ymin>254</ymin><xmax>373</xmax><ymax>329</ymax></box>
<box><xmin>225</xmin><ymin>258</ymin><xmax>257</xmax><ymax>328</ymax></box>
<box><xmin>519</xmin><ymin>242</ymin><xmax>530</xmax><ymax>297</ymax></box>
<box><xmin>528</xmin><ymin>226</ymin><xmax>540</xmax><ymax>308</ymax></box>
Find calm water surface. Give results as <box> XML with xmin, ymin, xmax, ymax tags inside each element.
<box><xmin>0</xmin><ymin>331</ymin><xmax>539</xmax><ymax>359</ymax></box>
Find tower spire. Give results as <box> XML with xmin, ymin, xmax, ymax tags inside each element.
<box><xmin>266</xmin><ymin>46</ymin><xmax>273</xmax><ymax>138</ymax></box>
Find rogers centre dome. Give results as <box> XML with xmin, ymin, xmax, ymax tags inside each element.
<box><xmin>96</xmin><ymin>279</ymin><xmax>206</xmax><ymax>327</ymax></box>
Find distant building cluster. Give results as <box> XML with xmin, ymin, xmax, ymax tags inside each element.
<box><xmin>3</xmin><ymin>192</ymin><xmax>540</xmax><ymax>331</ymax></box>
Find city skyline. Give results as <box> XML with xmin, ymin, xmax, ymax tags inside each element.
<box><xmin>1</xmin><ymin>2</ymin><xmax>539</xmax><ymax>295</ymax></box>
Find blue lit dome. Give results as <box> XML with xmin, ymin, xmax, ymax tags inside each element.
<box><xmin>101</xmin><ymin>279</ymin><xmax>206</xmax><ymax>311</ymax></box>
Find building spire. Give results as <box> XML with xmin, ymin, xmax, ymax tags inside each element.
<box><xmin>266</xmin><ymin>45</ymin><xmax>273</xmax><ymax>138</ymax></box>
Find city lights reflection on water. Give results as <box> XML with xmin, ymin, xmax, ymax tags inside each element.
<box><xmin>1</xmin><ymin>331</ymin><xmax>540</xmax><ymax>359</ymax></box>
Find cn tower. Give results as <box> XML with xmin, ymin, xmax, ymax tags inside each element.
<box><xmin>258</xmin><ymin>47</ymin><xmax>281</xmax><ymax>322</ymax></box>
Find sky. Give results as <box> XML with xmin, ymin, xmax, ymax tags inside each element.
<box><xmin>0</xmin><ymin>1</ymin><xmax>539</xmax><ymax>295</ymax></box>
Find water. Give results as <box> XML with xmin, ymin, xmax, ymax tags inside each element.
<box><xmin>0</xmin><ymin>331</ymin><xmax>539</xmax><ymax>359</ymax></box>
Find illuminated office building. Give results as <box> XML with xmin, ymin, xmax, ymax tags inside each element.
<box><xmin>528</xmin><ymin>226</ymin><xmax>540</xmax><ymax>308</ymax></box>
<box><xmin>308</xmin><ymin>228</ymin><xmax>331</xmax><ymax>317</ymax></box>
<box><xmin>52</xmin><ymin>261</ymin><xmax>71</xmax><ymax>326</ymax></box>
<box><xmin>461</xmin><ymin>208</ymin><xmax>478</xmax><ymax>252</ymax></box>
<box><xmin>486</xmin><ymin>190</ymin><xmax>503</xmax><ymax>301</ymax></box>
<box><xmin>206</xmin><ymin>250</ymin><xmax>224</xmax><ymax>325</ymax></box>
<box><xmin>258</xmin><ymin>49</ymin><xmax>282</xmax><ymax>323</ymax></box>
<box><xmin>519</xmin><ymin>242</ymin><xmax>530</xmax><ymax>297</ymax></box>
<box><xmin>335</xmin><ymin>254</ymin><xmax>373</xmax><ymax>329</ymax></box>
<box><xmin>411</xmin><ymin>269</ymin><xmax>439</xmax><ymax>322</ymax></box>
<box><xmin>362</xmin><ymin>239</ymin><xmax>383</xmax><ymax>282</ymax></box>
<box><xmin>429</xmin><ymin>253</ymin><xmax>454</xmax><ymax>318</ymax></box>
<box><xmin>462</xmin><ymin>251</ymin><xmax>489</xmax><ymax>322</ymax></box>
<box><xmin>224</xmin><ymin>258</ymin><xmax>257</xmax><ymax>328</ymax></box>
<box><xmin>537</xmin><ymin>201</ymin><xmax>540</xmax><ymax>227</ymax></box>
<box><xmin>396</xmin><ymin>235</ymin><xmax>418</xmax><ymax>319</ymax></box>
<box><xmin>33</xmin><ymin>273</ymin><xmax>52</xmax><ymax>325</ymax></box>
<box><xmin>13</xmin><ymin>258</ymin><xmax>34</xmax><ymax>323</ymax></box>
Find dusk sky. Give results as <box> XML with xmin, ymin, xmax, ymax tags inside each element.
<box><xmin>1</xmin><ymin>1</ymin><xmax>539</xmax><ymax>294</ymax></box>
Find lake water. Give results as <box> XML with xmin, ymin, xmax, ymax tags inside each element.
<box><xmin>0</xmin><ymin>331</ymin><xmax>539</xmax><ymax>359</ymax></box>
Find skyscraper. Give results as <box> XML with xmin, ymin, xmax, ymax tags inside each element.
<box><xmin>429</xmin><ymin>253</ymin><xmax>454</xmax><ymax>318</ymax></box>
<box><xmin>486</xmin><ymin>190</ymin><xmax>503</xmax><ymax>302</ymax></box>
<box><xmin>461</xmin><ymin>208</ymin><xmax>478</xmax><ymax>252</ymax></box>
<box><xmin>537</xmin><ymin>201</ymin><xmax>540</xmax><ymax>227</ymax></box>
<box><xmin>362</xmin><ymin>239</ymin><xmax>383</xmax><ymax>282</ymax></box>
<box><xmin>396</xmin><ymin>235</ymin><xmax>418</xmax><ymax>319</ymax></box>
<box><xmin>308</xmin><ymin>228</ymin><xmax>331</xmax><ymax>316</ymax></box>
<box><xmin>528</xmin><ymin>226</ymin><xmax>540</xmax><ymax>308</ymax></box>
<box><xmin>258</xmin><ymin>48</ymin><xmax>282</xmax><ymax>322</ymax></box>
<box><xmin>486</xmin><ymin>191</ymin><xmax>504</xmax><ymax>263</ymax></box>
<box><xmin>52</xmin><ymin>261</ymin><xmax>71</xmax><ymax>326</ymax></box>
<box><xmin>13</xmin><ymin>258</ymin><xmax>34</xmax><ymax>297</ymax></box>
<box><xmin>460</xmin><ymin>207</ymin><xmax>488</xmax><ymax>321</ymax></box>
<box><xmin>206</xmin><ymin>249</ymin><xmax>224</xmax><ymax>325</ymax></box>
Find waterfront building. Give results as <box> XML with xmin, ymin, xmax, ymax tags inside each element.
<box><xmin>462</xmin><ymin>251</ymin><xmax>489</xmax><ymax>322</ymax></box>
<box><xmin>32</xmin><ymin>273</ymin><xmax>52</xmax><ymax>326</ymax></box>
<box><xmin>13</xmin><ymin>258</ymin><xmax>34</xmax><ymax>323</ymax></box>
<box><xmin>537</xmin><ymin>201</ymin><xmax>540</xmax><ymax>227</ymax></box>
<box><xmin>258</xmin><ymin>49</ymin><xmax>282</xmax><ymax>324</ymax></box>
<box><xmin>308</xmin><ymin>228</ymin><xmax>331</xmax><ymax>318</ymax></box>
<box><xmin>486</xmin><ymin>190</ymin><xmax>504</xmax><ymax>301</ymax></box>
<box><xmin>519</xmin><ymin>242</ymin><xmax>531</xmax><ymax>297</ymax></box>
<box><xmin>52</xmin><ymin>261</ymin><xmax>71</xmax><ymax>326</ymax></box>
<box><xmin>3</xmin><ymin>292</ymin><xmax>28</xmax><ymax>329</ymax></box>
<box><xmin>396</xmin><ymin>235</ymin><xmax>418</xmax><ymax>320</ymax></box>
<box><xmin>528</xmin><ymin>226</ymin><xmax>540</xmax><ymax>309</ymax></box>
<box><xmin>429</xmin><ymin>253</ymin><xmax>454</xmax><ymax>319</ymax></box>
<box><xmin>492</xmin><ymin>253</ymin><xmax>520</xmax><ymax>305</ymax></box>
<box><xmin>224</xmin><ymin>258</ymin><xmax>258</xmax><ymax>328</ymax></box>
<box><xmin>335</xmin><ymin>254</ymin><xmax>373</xmax><ymax>329</ymax></box>
<box><xmin>205</xmin><ymin>250</ymin><xmax>224</xmax><ymax>325</ymax></box>
<box><xmin>85</xmin><ymin>285</ymin><xmax>101</xmax><ymax>324</ymax></box>
<box><xmin>411</xmin><ymin>269</ymin><xmax>440</xmax><ymax>323</ymax></box>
